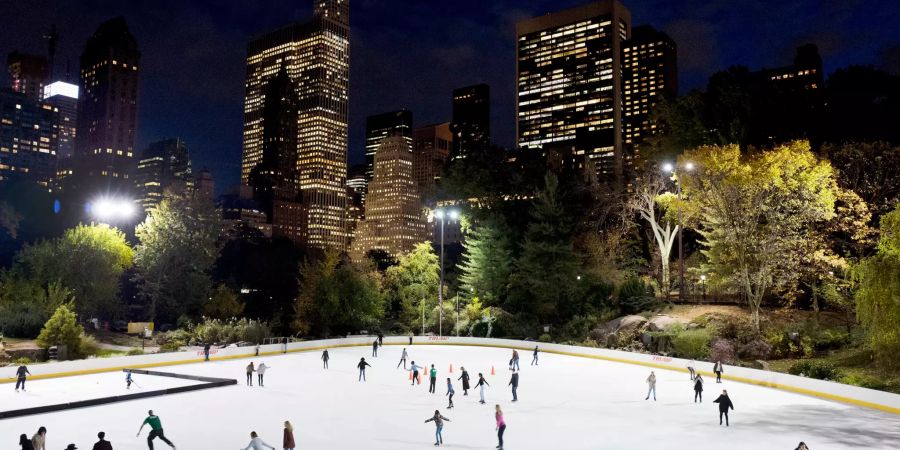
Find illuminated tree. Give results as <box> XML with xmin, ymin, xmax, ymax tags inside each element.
<box><xmin>855</xmin><ymin>203</ymin><xmax>900</xmax><ymax>368</ymax></box>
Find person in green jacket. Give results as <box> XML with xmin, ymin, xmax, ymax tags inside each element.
<box><xmin>137</xmin><ymin>410</ymin><xmax>176</xmax><ymax>449</ymax></box>
<box><xmin>428</xmin><ymin>364</ymin><xmax>438</xmax><ymax>393</ymax></box>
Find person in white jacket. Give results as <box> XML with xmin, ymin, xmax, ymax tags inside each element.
<box><xmin>645</xmin><ymin>371</ymin><xmax>657</xmax><ymax>401</ymax></box>
<box><xmin>241</xmin><ymin>431</ymin><xmax>275</xmax><ymax>450</ymax></box>
<box><xmin>257</xmin><ymin>363</ymin><xmax>269</xmax><ymax>387</ymax></box>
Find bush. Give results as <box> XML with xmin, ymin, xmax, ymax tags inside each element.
<box><xmin>737</xmin><ymin>338</ymin><xmax>773</xmax><ymax>360</ymax></box>
<box><xmin>672</xmin><ymin>329</ymin><xmax>712</xmax><ymax>359</ymax></box>
<box><xmin>13</xmin><ymin>357</ymin><xmax>32</xmax><ymax>365</ymax></box>
<box><xmin>561</xmin><ymin>314</ymin><xmax>598</xmax><ymax>341</ymax></box>
<box><xmin>766</xmin><ymin>330</ymin><xmax>814</xmax><ymax>359</ymax></box>
<box><xmin>840</xmin><ymin>373</ymin><xmax>889</xmax><ymax>390</ymax></box>
<box><xmin>538</xmin><ymin>333</ymin><xmax>552</xmax><ymax>343</ymax></box>
<box><xmin>710</xmin><ymin>337</ymin><xmax>735</xmax><ymax>363</ymax></box>
<box><xmin>617</xmin><ymin>277</ymin><xmax>659</xmax><ymax>314</ymax></box>
<box><xmin>191</xmin><ymin>317</ymin><xmax>271</xmax><ymax>345</ymax></box>
<box><xmin>79</xmin><ymin>334</ymin><xmax>100</xmax><ymax>357</ymax></box>
<box><xmin>37</xmin><ymin>304</ymin><xmax>87</xmax><ymax>358</ymax></box>
<box><xmin>811</xmin><ymin>327</ymin><xmax>850</xmax><ymax>352</ymax></box>
<box><xmin>127</xmin><ymin>349</ymin><xmax>144</xmax><ymax>356</ymax></box>
<box><xmin>788</xmin><ymin>360</ymin><xmax>842</xmax><ymax>380</ymax></box>
<box><xmin>0</xmin><ymin>302</ymin><xmax>48</xmax><ymax>338</ymax></box>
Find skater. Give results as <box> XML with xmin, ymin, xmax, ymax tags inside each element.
<box><xmin>694</xmin><ymin>374</ymin><xmax>704</xmax><ymax>402</ymax></box>
<box><xmin>255</xmin><ymin>343</ymin><xmax>260</xmax><ymax>357</ymax></box>
<box><xmin>246</xmin><ymin>362</ymin><xmax>255</xmax><ymax>386</ymax></box>
<box><xmin>372</xmin><ymin>339</ymin><xmax>379</xmax><ymax>357</ymax></box>
<box><xmin>510</xmin><ymin>350</ymin><xmax>520</xmax><ymax>370</ymax></box>
<box><xmin>495</xmin><ymin>404</ymin><xmax>506</xmax><ymax>450</ymax></box>
<box><xmin>31</xmin><ymin>426</ymin><xmax>46</xmax><ymax>450</ymax></box>
<box><xmin>137</xmin><ymin>410</ymin><xmax>176</xmax><ymax>449</ymax></box>
<box><xmin>64</xmin><ymin>445</ymin><xmax>76</xmax><ymax>450</ymax></box>
<box><xmin>531</xmin><ymin>346</ymin><xmax>539</xmax><ymax>366</ymax></box>
<box><xmin>92</xmin><ymin>432</ymin><xmax>112</xmax><ymax>450</ymax></box>
<box><xmin>424</xmin><ymin>409</ymin><xmax>450</xmax><ymax>446</ymax></box>
<box><xmin>795</xmin><ymin>442</ymin><xmax>809</xmax><ymax>450</ymax></box>
<box><xmin>283</xmin><ymin>421</ymin><xmax>295</xmax><ymax>450</ymax></box>
<box><xmin>397</xmin><ymin>348</ymin><xmax>408</xmax><ymax>369</ymax></box>
<box><xmin>475</xmin><ymin>372</ymin><xmax>490</xmax><ymax>404</ymax></box>
<box><xmin>458</xmin><ymin>367</ymin><xmax>470</xmax><ymax>395</ymax></box>
<box><xmin>127</xmin><ymin>371</ymin><xmax>134</xmax><ymax>389</ymax></box>
<box><xmin>281</xmin><ymin>337</ymin><xmax>288</xmax><ymax>354</ymax></box>
<box><xmin>19</xmin><ymin>434</ymin><xmax>33</xmax><ymax>450</ymax></box>
<box><xmin>257</xmin><ymin>362</ymin><xmax>269</xmax><ymax>387</ymax></box>
<box><xmin>409</xmin><ymin>361</ymin><xmax>423</xmax><ymax>385</ymax></box>
<box><xmin>645</xmin><ymin>371</ymin><xmax>657</xmax><ymax>401</ymax></box>
<box><xmin>240</xmin><ymin>431</ymin><xmax>275</xmax><ymax>450</ymax></box>
<box><xmin>509</xmin><ymin>369</ymin><xmax>519</xmax><ymax>402</ymax></box>
<box><xmin>358</xmin><ymin>357</ymin><xmax>371</xmax><ymax>382</ymax></box>
<box><xmin>687</xmin><ymin>360</ymin><xmax>696</xmax><ymax>380</ymax></box>
<box><xmin>409</xmin><ymin>331</ymin><xmax>414</xmax><ymax>345</ymax></box>
<box><xmin>713</xmin><ymin>360</ymin><xmax>724</xmax><ymax>383</ymax></box>
<box><xmin>15</xmin><ymin>363</ymin><xmax>30</xmax><ymax>391</ymax></box>
<box><xmin>378</xmin><ymin>331</ymin><xmax>384</xmax><ymax>347</ymax></box>
<box><xmin>204</xmin><ymin>343</ymin><xmax>211</xmax><ymax>361</ymax></box>
<box><xmin>429</xmin><ymin>364</ymin><xmax>438</xmax><ymax>393</ymax></box>
<box><xmin>713</xmin><ymin>389</ymin><xmax>734</xmax><ymax>426</ymax></box>
<box><xmin>446</xmin><ymin>378</ymin><xmax>455</xmax><ymax>408</ymax></box>
<box><xmin>321</xmin><ymin>349</ymin><xmax>329</xmax><ymax>369</ymax></box>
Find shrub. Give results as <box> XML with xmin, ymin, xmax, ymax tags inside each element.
<box><xmin>79</xmin><ymin>334</ymin><xmax>100</xmax><ymax>357</ymax></box>
<box><xmin>788</xmin><ymin>360</ymin><xmax>842</xmax><ymax>380</ymax></box>
<box><xmin>127</xmin><ymin>349</ymin><xmax>144</xmax><ymax>356</ymax></box>
<box><xmin>191</xmin><ymin>317</ymin><xmax>270</xmax><ymax>345</ymax></box>
<box><xmin>737</xmin><ymin>338</ymin><xmax>773</xmax><ymax>360</ymax></box>
<box><xmin>840</xmin><ymin>373</ymin><xmax>889</xmax><ymax>390</ymax></box>
<box><xmin>617</xmin><ymin>277</ymin><xmax>659</xmax><ymax>314</ymax></box>
<box><xmin>766</xmin><ymin>330</ymin><xmax>814</xmax><ymax>359</ymax></box>
<box><xmin>710</xmin><ymin>337</ymin><xmax>735</xmax><ymax>363</ymax></box>
<box><xmin>159</xmin><ymin>341</ymin><xmax>182</xmax><ymax>353</ymax></box>
<box><xmin>0</xmin><ymin>302</ymin><xmax>48</xmax><ymax>338</ymax></box>
<box><xmin>672</xmin><ymin>328</ymin><xmax>712</xmax><ymax>359</ymax></box>
<box><xmin>561</xmin><ymin>314</ymin><xmax>598</xmax><ymax>341</ymax></box>
<box><xmin>811</xmin><ymin>327</ymin><xmax>850</xmax><ymax>352</ymax></box>
<box><xmin>13</xmin><ymin>357</ymin><xmax>32</xmax><ymax>365</ymax></box>
<box><xmin>538</xmin><ymin>333</ymin><xmax>552</xmax><ymax>343</ymax></box>
<box><xmin>36</xmin><ymin>304</ymin><xmax>86</xmax><ymax>358</ymax></box>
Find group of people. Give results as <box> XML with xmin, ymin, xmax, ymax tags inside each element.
<box><xmin>244</xmin><ymin>361</ymin><xmax>270</xmax><ymax>387</ymax></box>
<box><xmin>237</xmin><ymin>421</ymin><xmax>296</xmax><ymax>450</ymax></box>
<box><xmin>16</xmin><ymin>427</ymin><xmax>117</xmax><ymax>450</ymax></box>
<box><xmin>647</xmin><ymin>362</ymin><xmax>736</xmax><ymax>426</ymax></box>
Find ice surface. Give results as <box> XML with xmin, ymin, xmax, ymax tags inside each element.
<box><xmin>1</xmin><ymin>344</ymin><xmax>898</xmax><ymax>449</ymax></box>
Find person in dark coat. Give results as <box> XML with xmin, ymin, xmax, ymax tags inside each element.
<box><xmin>92</xmin><ymin>431</ymin><xmax>112</xmax><ymax>450</ymax></box>
<box><xmin>795</xmin><ymin>442</ymin><xmax>809</xmax><ymax>450</ymax></box>
<box><xmin>372</xmin><ymin>340</ymin><xmax>379</xmax><ymax>357</ymax></box>
<box><xmin>531</xmin><ymin>346</ymin><xmax>539</xmax><ymax>365</ymax></box>
<box><xmin>358</xmin><ymin>357</ymin><xmax>372</xmax><ymax>382</ymax></box>
<box><xmin>203</xmin><ymin>343</ymin><xmax>211</xmax><ymax>361</ymax></box>
<box><xmin>693</xmin><ymin>374</ymin><xmax>704</xmax><ymax>403</ymax></box>
<box><xmin>713</xmin><ymin>389</ymin><xmax>734</xmax><ymax>426</ymax></box>
<box><xmin>377</xmin><ymin>332</ymin><xmax>384</xmax><ymax>347</ymax></box>
<box><xmin>457</xmin><ymin>367</ymin><xmax>471</xmax><ymax>395</ymax></box>
<box><xmin>19</xmin><ymin>434</ymin><xmax>34</xmax><ymax>450</ymax></box>
<box><xmin>321</xmin><ymin>349</ymin><xmax>329</xmax><ymax>369</ymax></box>
<box><xmin>281</xmin><ymin>337</ymin><xmax>288</xmax><ymax>354</ymax></box>
<box><xmin>509</xmin><ymin>369</ymin><xmax>519</xmax><ymax>402</ymax></box>
<box><xmin>15</xmin><ymin>364</ymin><xmax>31</xmax><ymax>391</ymax></box>
<box><xmin>713</xmin><ymin>360</ymin><xmax>724</xmax><ymax>383</ymax></box>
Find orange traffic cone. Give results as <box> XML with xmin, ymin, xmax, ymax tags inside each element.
<box><xmin>417</xmin><ymin>373</ymin><xmax>421</xmax><ymax>384</ymax></box>
<box><xmin>491</xmin><ymin>366</ymin><xmax>495</xmax><ymax>375</ymax></box>
<box><xmin>449</xmin><ymin>364</ymin><xmax>453</xmax><ymax>373</ymax></box>
<box><xmin>409</xmin><ymin>370</ymin><xmax>413</xmax><ymax>381</ymax></box>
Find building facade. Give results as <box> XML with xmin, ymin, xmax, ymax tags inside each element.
<box><xmin>7</xmin><ymin>52</ymin><xmax>49</xmax><ymax>102</ymax></box>
<box><xmin>241</xmin><ymin>0</ymin><xmax>350</xmax><ymax>250</ymax></box>
<box><xmin>42</xmin><ymin>81</ymin><xmax>79</xmax><ymax>160</ymax></box>
<box><xmin>350</xmin><ymin>135</ymin><xmax>426</xmax><ymax>260</ymax></box>
<box><xmin>516</xmin><ymin>0</ymin><xmax>631</xmax><ymax>182</ymax></box>
<box><xmin>365</xmin><ymin>109</ymin><xmax>412</xmax><ymax>183</ymax></box>
<box><xmin>413</xmin><ymin>122</ymin><xmax>452</xmax><ymax>197</ymax></box>
<box><xmin>0</xmin><ymin>89</ymin><xmax>58</xmax><ymax>186</ymax></box>
<box><xmin>134</xmin><ymin>138</ymin><xmax>193</xmax><ymax>212</ymax></box>
<box><xmin>451</xmin><ymin>84</ymin><xmax>489</xmax><ymax>159</ymax></box>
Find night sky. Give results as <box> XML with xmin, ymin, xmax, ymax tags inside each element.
<box><xmin>2</xmin><ymin>0</ymin><xmax>900</xmax><ymax>194</ymax></box>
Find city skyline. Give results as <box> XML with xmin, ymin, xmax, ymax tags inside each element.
<box><xmin>2</xmin><ymin>0</ymin><xmax>900</xmax><ymax>193</ymax></box>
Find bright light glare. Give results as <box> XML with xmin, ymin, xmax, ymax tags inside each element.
<box><xmin>662</xmin><ymin>162</ymin><xmax>674</xmax><ymax>172</ymax></box>
<box><xmin>449</xmin><ymin>209</ymin><xmax>460</xmax><ymax>220</ymax></box>
<box><xmin>700</xmin><ymin>274</ymin><xmax>707</xmax><ymax>281</ymax></box>
<box><xmin>434</xmin><ymin>209</ymin><xmax>445</xmax><ymax>219</ymax></box>
<box><xmin>685</xmin><ymin>162</ymin><xmax>695</xmax><ymax>171</ymax></box>
<box><xmin>91</xmin><ymin>197</ymin><xmax>135</xmax><ymax>221</ymax></box>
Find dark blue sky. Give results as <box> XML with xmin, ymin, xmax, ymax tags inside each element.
<box><xmin>3</xmin><ymin>0</ymin><xmax>900</xmax><ymax>193</ymax></box>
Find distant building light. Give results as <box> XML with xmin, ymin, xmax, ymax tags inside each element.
<box><xmin>43</xmin><ymin>81</ymin><xmax>79</xmax><ymax>100</ymax></box>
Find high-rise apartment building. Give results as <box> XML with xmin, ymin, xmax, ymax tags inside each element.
<box><xmin>42</xmin><ymin>81</ymin><xmax>78</xmax><ymax>160</ymax></box>
<box><xmin>0</xmin><ymin>89</ymin><xmax>58</xmax><ymax>185</ymax></box>
<box><xmin>451</xmin><ymin>84</ymin><xmax>489</xmax><ymax>159</ymax></box>
<box><xmin>350</xmin><ymin>135</ymin><xmax>426</xmax><ymax>260</ymax></box>
<box><xmin>7</xmin><ymin>52</ymin><xmax>49</xmax><ymax>102</ymax></box>
<box><xmin>241</xmin><ymin>0</ymin><xmax>350</xmax><ymax>250</ymax></box>
<box><xmin>74</xmin><ymin>17</ymin><xmax>141</xmax><ymax>186</ymax></box>
<box><xmin>413</xmin><ymin>122</ymin><xmax>452</xmax><ymax>196</ymax></box>
<box><xmin>622</xmin><ymin>25</ymin><xmax>677</xmax><ymax>172</ymax></box>
<box><xmin>516</xmin><ymin>0</ymin><xmax>631</xmax><ymax>182</ymax></box>
<box><xmin>134</xmin><ymin>138</ymin><xmax>193</xmax><ymax>212</ymax></box>
<box><xmin>365</xmin><ymin>109</ymin><xmax>412</xmax><ymax>183</ymax></box>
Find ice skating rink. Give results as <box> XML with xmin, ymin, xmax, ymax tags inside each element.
<box><xmin>2</xmin><ymin>344</ymin><xmax>899</xmax><ymax>449</ymax></box>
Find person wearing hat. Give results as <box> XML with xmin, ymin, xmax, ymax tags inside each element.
<box><xmin>64</xmin><ymin>445</ymin><xmax>77</xmax><ymax>450</ymax></box>
<box><xmin>92</xmin><ymin>432</ymin><xmax>112</xmax><ymax>450</ymax></box>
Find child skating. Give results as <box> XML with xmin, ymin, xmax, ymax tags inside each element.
<box><xmin>694</xmin><ymin>374</ymin><xmax>704</xmax><ymax>402</ymax></box>
<box><xmin>358</xmin><ymin>357</ymin><xmax>372</xmax><ymax>382</ymax></box>
<box><xmin>475</xmin><ymin>373</ymin><xmax>490</xmax><ymax>404</ymax></box>
<box><xmin>424</xmin><ymin>409</ymin><xmax>451</xmax><ymax>446</ymax></box>
<box><xmin>409</xmin><ymin>361</ymin><xmax>423</xmax><ymax>385</ymax></box>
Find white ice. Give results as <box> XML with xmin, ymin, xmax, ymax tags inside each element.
<box><xmin>1</xmin><ymin>344</ymin><xmax>899</xmax><ymax>449</ymax></box>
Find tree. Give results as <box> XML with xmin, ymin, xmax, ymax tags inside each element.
<box><xmin>134</xmin><ymin>191</ymin><xmax>221</xmax><ymax>323</ymax></box>
<box><xmin>202</xmin><ymin>284</ymin><xmax>245</xmax><ymax>319</ymax></box>
<box><xmin>855</xmin><ymin>203</ymin><xmax>900</xmax><ymax>368</ymax></box>
<box><xmin>821</xmin><ymin>141</ymin><xmax>900</xmax><ymax>220</ymax></box>
<box><xmin>680</xmin><ymin>141</ymin><xmax>838</xmax><ymax>331</ymax></box>
<box><xmin>16</xmin><ymin>224</ymin><xmax>133</xmax><ymax>318</ymax></box>
<box><xmin>385</xmin><ymin>243</ymin><xmax>440</xmax><ymax>333</ymax></box>
<box><xmin>628</xmin><ymin>171</ymin><xmax>680</xmax><ymax>297</ymax></box>
<box><xmin>458</xmin><ymin>218</ymin><xmax>513</xmax><ymax>306</ymax></box>
<box><xmin>37</xmin><ymin>303</ymin><xmax>87</xmax><ymax>357</ymax></box>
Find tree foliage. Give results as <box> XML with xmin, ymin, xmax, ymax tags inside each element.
<box><xmin>628</xmin><ymin>171</ymin><xmax>679</xmax><ymax>297</ymax></box>
<box><xmin>385</xmin><ymin>243</ymin><xmax>440</xmax><ymax>332</ymax></box>
<box><xmin>37</xmin><ymin>303</ymin><xmax>90</xmax><ymax>358</ymax></box>
<box><xmin>855</xmin><ymin>203</ymin><xmax>900</xmax><ymax>368</ymax></box>
<box><xmin>202</xmin><ymin>284</ymin><xmax>245</xmax><ymax>319</ymax></box>
<box><xmin>458</xmin><ymin>218</ymin><xmax>513</xmax><ymax>306</ymax></box>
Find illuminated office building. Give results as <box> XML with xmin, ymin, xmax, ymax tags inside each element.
<box><xmin>516</xmin><ymin>0</ymin><xmax>631</xmax><ymax>182</ymax></box>
<box><xmin>42</xmin><ymin>81</ymin><xmax>79</xmax><ymax>160</ymax></box>
<box><xmin>365</xmin><ymin>109</ymin><xmax>412</xmax><ymax>183</ymax></box>
<box><xmin>413</xmin><ymin>122</ymin><xmax>452</xmax><ymax>196</ymax></box>
<box><xmin>350</xmin><ymin>135</ymin><xmax>426</xmax><ymax>261</ymax></box>
<box><xmin>134</xmin><ymin>138</ymin><xmax>193</xmax><ymax>212</ymax></box>
<box><xmin>451</xmin><ymin>84</ymin><xmax>489</xmax><ymax>159</ymax></box>
<box><xmin>7</xmin><ymin>52</ymin><xmax>49</xmax><ymax>102</ymax></box>
<box><xmin>347</xmin><ymin>163</ymin><xmax>367</xmax><ymax>201</ymax></box>
<box><xmin>241</xmin><ymin>0</ymin><xmax>350</xmax><ymax>250</ymax></box>
<box><xmin>0</xmin><ymin>89</ymin><xmax>58</xmax><ymax>185</ymax></box>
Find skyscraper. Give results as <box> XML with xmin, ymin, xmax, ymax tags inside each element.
<box><xmin>7</xmin><ymin>52</ymin><xmax>49</xmax><ymax>102</ymax></box>
<box><xmin>74</xmin><ymin>17</ymin><xmax>141</xmax><ymax>187</ymax></box>
<box><xmin>451</xmin><ymin>84</ymin><xmax>489</xmax><ymax>159</ymax></box>
<box><xmin>0</xmin><ymin>89</ymin><xmax>58</xmax><ymax>186</ymax></box>
<box><xmin>516</xmin><ymin>0</ymin><xmax>631</xmax><ymax>182</ymax></box>
<box><xmin>413</xmin><ymin>122</ymin><xmax>453</xmax><ymax>196</ymax></box>
<box><xmin>351</xmin><ymin>135</ymin><xmax>426</xmax><ymax>260</ymax></box>
<box><xmin>622</xmin><ymin>25</ymin><xmax>677</xmax><ymax>173</ymax></box>
<box><xmin>134</xmin><ymin>138</ymin><xmax>193</xmax><ymax>212</ymax></box>
<box><xmin>365</xmin><ymin>109</ymin><xmax>412</xmax><ymax>183</ymax></box>
<box><xmin>241</xmin><ymin>0</ymin><xmax>350</xmax><ymax>250</ymax></box>
<box><xmin>42</xmin><ymin>81</ymin><xmax>78</xmax><ymax>160</ymax></box>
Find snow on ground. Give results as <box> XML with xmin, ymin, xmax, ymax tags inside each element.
<box><xmin>1</xmin><ymin>344</ymin><xmax>899</xmax><ymax>449</ymax></box>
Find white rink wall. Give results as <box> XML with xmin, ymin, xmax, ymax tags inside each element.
<box><xmin>2</xmin><ymin>335</ymin><xmax>898</xmax><ymax>414</ymax></box>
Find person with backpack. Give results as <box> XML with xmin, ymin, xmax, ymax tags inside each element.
<box><xmin>424</xmin><ymin>410</ymin><xmax>451</xmax><ymax>446</ymax></box>
<box><xmin>713</xmin><ymin>389</ymin><xmax>735</xmax><ymax>426</ymax></box>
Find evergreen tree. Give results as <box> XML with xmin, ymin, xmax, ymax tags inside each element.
<box><xmin>458</xmin><ymin>218</ymin><xmax>513</xmax><ymax>306</ymax></box>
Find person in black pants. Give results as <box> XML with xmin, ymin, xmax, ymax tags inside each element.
<box><xmin>713</xmin><ymin>360</ymin><xmax>724</xmax><ymax>383</ymax></box>
<box><xmin>15</xmin><ymin>364</ymin><xmax>30</xmax><ymax>392</ymax></box>
<box><xmin>713</xmin><ymin>390</ymin><xmax>734</xmax><ymax>426</ymax></box>
<box><xmin>372</xmin><ymin>340</ymin><xmax>379</xmax><ymax>357</ymax></box>
<box><xmin>429</xmin><ymin>364</ymin><xmax>437</xmax><ymax>393</ymax></box>
<box><xmin>377</xmin><ymin>332</ymin><xmax>384</xmax><ymax>347</ymax></box>
<box><xmin>358</xmin><ymin>357</ymin><xmax>372</xmax><ymax>382</ymax></box>
<box><xmin>509</xmin><ymin>369</ymin><xmax>519</xmax><ymax>402</ymax></box>
<box><xmin>137</xmin><ymin>410</ymin><xmax>176</xmax><ymax>449</ymax></box>
<box><xmin>246</xmin><ymin>362</ymin><xmax>255</xmax><ymax>386</ymax></box>
<box><xmin>457</xmin><ymin>368</ymin><xmax>470</xmax><ymax>396</ymax></box>
<box><xmin>281</xmin><ymin>337</ymin><xmax>288</xmax><ymax>353</ymax></box>
<box><xmin>322</xmin><ymin>349</ymin><xmax>329</xmax><ymax>369</ymax></box>
<box><xmin>446</xmin><ymin>378</ymin><xmax>455</xmax><ymax>408</ymax></box>
<box><xmin>693</xmin><ymin>374</ymin><xmax>704</xmax><ymax>402</ymax></box>
<box><xmin>203</xmin><ymin>343</ymin><xmax>211</xmax><ymax>361</ymax></box>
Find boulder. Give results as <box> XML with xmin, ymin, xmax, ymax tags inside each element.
<box><xmin>648</xmin><ymin>315</ymin><xmax>680</xmax><ymax>332</ymax></box>
<box><xmin>616</xmin><ymin>315</ymin><xmax>648</xmax><ymax>333</ymax></box>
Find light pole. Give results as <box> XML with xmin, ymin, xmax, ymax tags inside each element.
<box><xmin>434</xmin><ymin>207</ymin><xmax>459</xmax><ymax>337</ymax></box>
<box><xmin>663</xmin><ymin>162</ymin><xmax>693</xmax><ymax>302</ymax></box>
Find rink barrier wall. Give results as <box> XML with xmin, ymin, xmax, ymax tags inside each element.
<box><xmin>2</xmin><ymin>336</ymin><xmax>899</xmax><ymax>415</ymax></box>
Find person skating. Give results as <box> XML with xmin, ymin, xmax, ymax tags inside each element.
<box><xmin>694</xmin><ymin>374</ymin><xmax>704</xmax><ymax>403</ymax></box>
<box><xmin>713</xmin><ymin>389</ymin><xmax>735</xmax><ymax>426</ymax></box>
<box><xmin>15</xmin><ymin>364</ymin><xmax>31</xmax><ymax>392</ymax></box>
<box><xmin>510</xmin><ymin>350</ymin><xmax>520</xmax><ymax>371</ymax></box>
<box><xmin>424</xmin><ymin>409</ymin><xmax>451</xmax><ymax>446</ymax></box>
<box><xmin>645</xmin><ymin>371</ymin><xmax>657</xmax><ymax>401</ymax></box>
<box><xmin>475</xmin><ymin>373</ymin><xmax>490</xmax><ymax>404</ymax></box>
<box><xmin>509</xmin><ymin>369</ymin><xmax>519</xmax><ymax>402</ymax></box>
<box><xmin>92</xmin><ymin>432</ymin><xmax>112</xmax><ymax>450</ymax></box>
<box><xmin>358</xmin><ymin>357</ymin><xmax>372</xmax><ymax>382</ymax></box>
<box><xmin>246</xmin><ymin>362</ymin><xmax>255</xmax><ymax>386</ymax></box>
<box><xmin>687</xmin><ymin>360</ymin><xmax>696</xmax><ymax>380</ymax></box>
<box><xmin>64</xmin><ymin>445</ymin><xmax>77</xmax><ymax>450</ymax></box>
<box><xmin>240</xmin><ymin>431</ymin><xmax>275</xmax><ymax>450</ymax></box>
<box><xmin>137</xmin><ymin>409</ymin><xmax>176</xmax><ymax>449</ymax></box>
<box><xmin>281</xmin><ymin>337</ymin><xmax>288</xmax><ymax>354</ymax></box>
<box><xmin>713</xmin><ymin>360</ymin><xmax>724</xmax><ymax>383</ymax></box>
<box><xmin>257</xmin><ymin>363</ymin><xmax>269</xmax><ymax>387</ymax></box>
<box><xmin>126</xmin><ymin>371</ymin><xmax>134</xmax><ymax>389</ymax></box>
<box><xmin>409</xmin><ymin>361</ymin><xmax>423</xmax><ymax>385</ymax></box>
<box><xmin>31</xmin><ymin>426</ymin><xmax>46</xmax><ymax>450</ymax></box>
<box><xmin>446</xmin><ymin>378</ymin><xmax>455</xmax><ymax>408</ymax></box>
<box><xmin>429</xmin><ymin>364</ymin><xmax>438</xmax><ymax>393</ymax></box>
<box><xmin>495</xmin><ymin>404</ymin><xmax>506</xmax><ymax>450</ymax></box>
<box><xmin>531</xmin><ymin>346</ymin><xmax>539</xmax><ymax>366</ymax></box>
<box><xmin>283</xmin><ymin>421</ymin><xmax>295</xmax><ymax>450</ymax></box>
<box><xmin>372</xmin><ymin>339</ymin><xmax>379</xmax><ymax>357</ymax></box>
<box><xmin>377</xmin><ymin>331</ymin><xmax>384</xmax><ymax>347</ymax></box>
<box><xmin>321</xmin><ymin>349</ymin><xmax>329</xmax><ymax>369</ymax></box>
<box><xmin>204</xmin><ymin>343</ymin><xmax>211</xmax><ymax>361</ymax></box>
<box><xmin>409</xmin><ymin>331</ymin><xmax>414</xmax><ymax>345</ymax></box>
<box><xmin>795</xmin><ymin>442</ymin><xmax>809</xmax><ymax>450</ymax></box>
<box><xmin>19</xmin><ymin>434</ymin><xmax>34</xmax><ymax>450</ymax></box>
<box><xmin>397</xmin><ymin>348</ymin><xmax>408</xmax><ymax>369</ymax></box>
<box><xmin>458</xmin><ymin>368</ymin><xmax>470</xmax><ymax>395</ymax></box>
